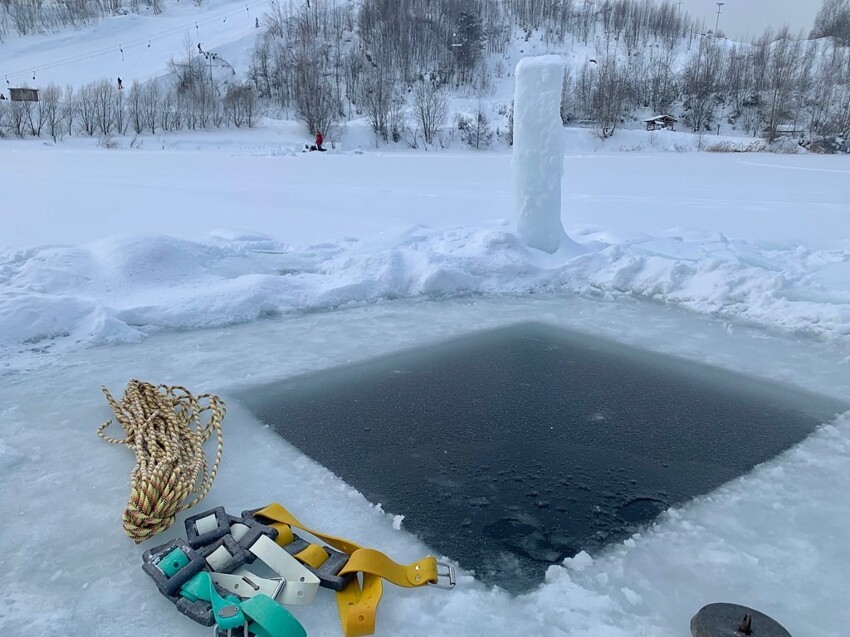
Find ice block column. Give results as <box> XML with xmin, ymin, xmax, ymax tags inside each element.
<box><xmin>513</xmin><ymin>55</ymin><xmax>568</xmax><ymax>254</ymax></box>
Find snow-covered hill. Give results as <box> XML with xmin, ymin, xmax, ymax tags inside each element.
<box><xmin>1</xmin><ymin>0</ymin><xmax>264</xmax><ymax>87</ymax></box>
<box><xmin>1</xmin><ymin>0</ymin><xmax>847</xmax><ymax>150</ymax></box>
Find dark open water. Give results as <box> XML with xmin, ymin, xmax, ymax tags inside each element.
<box><xmin>237</xmin><ymin>322</ymin><xmax>847</xmax><ymax>593</ymax></box>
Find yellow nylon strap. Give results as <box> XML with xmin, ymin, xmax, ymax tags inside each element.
<box><xmin>335</xmin><ymin>574</ymin><xmax>382</xmax><ymax>637</ymax></box>
<box><xmin>253</xmin><ymin>504</ymin><xmax>438</xmax><ymax>584</ymax></box>
<box><xmin>295</xmin><ymin>544</ymin><xmax>330</xmax><ymax>569</ymax></box>
<box><xmin>339</xmin><ymin>548</ymin><xmax>438</xmax><ymax>587</ymax></box>
<box><xmin>270</xmin><ymin>522</ymin><xmax>295</xmax><ymax>546</ymax></box>
<box><xmin>252</xmin><ymin>503</ymin><xmax>438</xmax><ymax>637</ymax></box>
<box><xmin>254</xmin><ymin>503</ymin><xmax>364</xmax><ymax>555</ymax></box>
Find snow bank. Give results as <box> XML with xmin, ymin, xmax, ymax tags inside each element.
<box><xmin>2</xmin><ymin>225</ymin><xmax>848</xmax><ymax>374</ymax></box>
<box><xmin>1</xmin><ymin>147</ymin><xmax>847</xmax><ymax>375</ymax></box>
<box><xmin>563</xmin><ymin>127</ymin><xmax>808</xmax><ymax>154</ymax></box>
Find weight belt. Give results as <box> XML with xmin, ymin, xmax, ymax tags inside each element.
<box><xmin>249</xmin><ymin>502</ymin><xmax>454</xmax><ymax>637</ymax></box>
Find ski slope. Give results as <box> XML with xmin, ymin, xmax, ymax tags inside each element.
<box><xmin>1</xmin><ymin>0</ymin><xmax>267</xmax><ymax>88</ymax></box>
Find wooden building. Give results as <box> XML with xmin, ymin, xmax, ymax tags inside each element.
<box><xmin>643</xmin><ymin>114</ymin><xmax>677</xmax><ymax>131</ymax></box>
<box><xmin>9</xmin><ymin>88</ymin><xmax>39</xmax><ymax>102</ymax></box>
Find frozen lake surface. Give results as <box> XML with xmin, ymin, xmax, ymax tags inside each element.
<box><xmin>3</xmin><ymin>294</ymin><xmax>850</xmax><ymax>636</ymax></box>
<box><xmin>1</xmin><ymin>147</ymin><xmax>849</xmax><ymax>636</ymax></box>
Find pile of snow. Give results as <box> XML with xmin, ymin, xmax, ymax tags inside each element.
<box><xmin>2</xmin><ymin>222</ymin><xmax>848</xmax><ymax>374</ymax></box>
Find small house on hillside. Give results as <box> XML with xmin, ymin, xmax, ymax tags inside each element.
<box><xmin>643</xmin><ymin>114</ymin><xmax>677</xmax><ymax>131</ymax></box>
<box><xmin>9</xmin><ymin>88</ymin><xmax>39</xmax><ymax>102</ymax></box>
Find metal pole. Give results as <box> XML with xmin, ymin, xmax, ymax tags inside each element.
<box><xmin>714</xmin><ymin>2</ymin><xmax>725</xmax><ymax>35</ymax></box>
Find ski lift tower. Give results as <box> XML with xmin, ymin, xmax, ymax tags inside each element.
<box><xmin>714</xmin><ymin>2</ymin><xmax>725</xmax><ymax>36</ymax></box>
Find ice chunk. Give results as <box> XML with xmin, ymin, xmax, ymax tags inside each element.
<box><xmin>513</xmin><ymin>56</ymin><xmax>576</xmax><ymax>255</ymax></box>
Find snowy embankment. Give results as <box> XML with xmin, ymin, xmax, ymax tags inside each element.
<box><xmin>1</xmin><ymin>147</ymin><xmax>849</xmax><ymax>374</ymax></box>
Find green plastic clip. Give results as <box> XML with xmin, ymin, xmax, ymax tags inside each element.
<box><xmin>180</xmin><ymin>572</ymin><xmax>246</xmax><ymax>631</ymax></box>
<box><xmin>159</xmin><ymin>547</ymin><xmax>190</xmax><ymax>577</ymax></box>
<box><xmin>179</xmin><ymin>571</ymin><xmax>306</xmax><ymax>636</ymax></box>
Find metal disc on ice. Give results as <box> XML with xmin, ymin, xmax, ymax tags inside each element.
<box><xmin>691</xmin><ymin>603</ymin><xmax>792</xmax><ymax>637</ymax></box>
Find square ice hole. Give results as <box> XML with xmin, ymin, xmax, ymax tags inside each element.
<box><xmin>236</xmin><ymin>322</ymin><xmax>845</xmax><ymax>593</ymax></box>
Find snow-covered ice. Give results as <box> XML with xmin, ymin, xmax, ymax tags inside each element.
<box><xmin>2</xmin><ymin>145</ymin><xmax>848</xmax><ymax>376</ymax></box>
<box><xmin>2</xmin><ymin>294</ymin><xmax>850</xmax><ymax>636</ymax></box>
<box><xmin>0</xmin><ymin>105</ymin><xmax>848</xmax><ymax>637</ymax></box>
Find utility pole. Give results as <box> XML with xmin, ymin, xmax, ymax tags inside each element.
<box><xmin>714</xmin><ymin>2</ymin><xmax>725</xmax><ymax>36</ymax></box>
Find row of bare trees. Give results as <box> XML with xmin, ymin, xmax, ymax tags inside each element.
<box><xmin>245</xmin><ymin>0</ymin><xmax>847</xmax><ymax>148</ymax></box>
<box><xmin>506</xmin><ymin>0</ymin><xmax>701</xmax><ymax>50</ymax></box>
<box><xmin>0</xmin><ymin>0</ymin><xmax>167</xmax><ymax>39</ymax></box>
<box><xmin>0</xmin><ymin>75</ymin><xmax>256</xmax><ymax>141</ymax></box>
<box><xmin>248</xmin><ymin>0</ymin><xmax>489</xmax><ymax>145</ymax></box>
<box><xmin>246</xmin><ymin>0</ymin><xmax>696</xmax><ymax>144</ymax></box>
<box><xmin>561</xmin><ymin>27</ymin><xmax>850</xmax><ymax>149</ymax></box>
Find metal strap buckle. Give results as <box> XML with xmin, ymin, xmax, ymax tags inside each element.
<box><xmin>212</xmin><ymin>619</ymin><xmax>249</xmax><ymax>637</ymax></box>
<box><xmin>428</xmin><ymin>562</ymin><xmax>456</xmax><ymax>589</ymax></box>
<box><xmin>265</xmin><ymin>576</ymin><xmax>286</xmax><ymax>601</ymax></box>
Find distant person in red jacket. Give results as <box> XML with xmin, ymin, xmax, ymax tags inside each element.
<box><xmin>315</xmin><ymin>130</ymin><xmax>324</xmax><ymax>151</ymax></box>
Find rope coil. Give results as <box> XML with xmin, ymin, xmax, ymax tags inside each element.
<box><xmin>98</xmin><ymin>380</ymin><xmax>225</xmax><ymax>543</ymax></box>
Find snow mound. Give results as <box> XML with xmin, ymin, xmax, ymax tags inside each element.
<box><xmin>2</xmin><ymin>227</ymin><xmax>848</xmax><ymax>373</ymax></box>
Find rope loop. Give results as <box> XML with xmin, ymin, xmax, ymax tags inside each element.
<box><xmin>98</xmin><ymin>379</ymin><xmax>225</xmax><ymax>543</ymax></box>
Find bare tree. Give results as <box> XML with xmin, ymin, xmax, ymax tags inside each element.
<box><xmin>357</xmin><ymin>64</ymin><xmax>397</xmax><ymax>142</ymax></box>
<box><xmin>764</xmin><ymin>29</ymin><xmax>801</xmax><ymax>142</ymax></box>
<box><xmin>160</xmin><ymin>90</ymin><xmax>178</xmax><ymax>131</ymax></box>
<box><xmin>291</xmin><ymin>39</ymin><xmax>340</xmax><ymax>136</ymax></box>
<box><xmin>115</xmin><ymin>88</ymin><xmax>128</xmax><ymax>134</ymax></box>
<box><xmin>7</xmin><ymin>100</ymin><xmax>27</xmax><ymax>137</ymax></box>
<box><xmin>38</xmin><ymin>83</ymin><xmax>64</xmax><ymax>141</ymax></box>
<box><xmin>413</xmin><ymin>77</ymin><xmax>448</xmax><ymax>144</ymax></box>
<box><xmin>590</xmin><ymin>58</ymin><xmax>630</xmax><ymax>138</ymax></box>
<box><xmin>76</xmin><ymin>82</ymin><xmax>99</xmax><ymax>136</ymax></box>
<box><xmin>93</xmin><ymin>79</ymin><xmax>118</xmax><ymax>135</ymax></box>
<box><xmin>224</xmin><ymin>83</ymin><xmax>257</xmax><ymax>128</ymax></box>
<box><xmin>0</xmin><ymin>102</ymin><xmax>8</xmax><ymax>136</ymax></box>
<box><xmin>681</xmin><ymin>36</ymin><xmax>722</xmax><ymax>133</ymax></box>
<box><xmin>128</xmin><ymin>80</ymin><xmax>144</xmax><ymax>134</ymax></box>
<box><xmin>62</xmin><ymin>85</ymin><xmax>76</xmax><ymax>137</ymax></box>
<box><xmin>141</xmin><ymin>82</ymin><xmax>161</xmax><ymax>134</ymax></box>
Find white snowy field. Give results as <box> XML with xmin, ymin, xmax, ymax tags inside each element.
<box><xmin>2</xmin><ymin>140</ymin><xmax>849</xmax><ymax>377</ymax></box>
<box><xmin>1</xmin><ymin>140</ymin><xmax>850</xmax><ymax>636</ymax></box>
